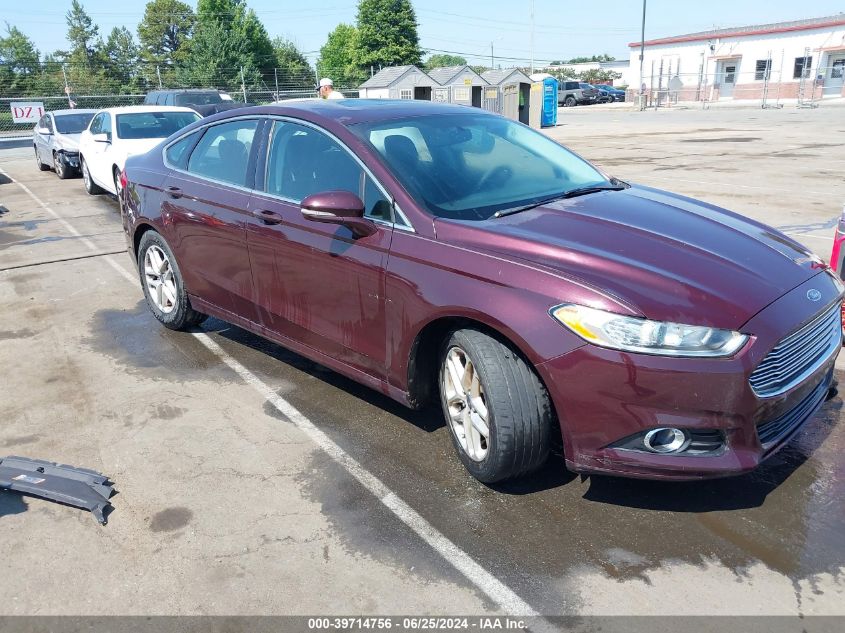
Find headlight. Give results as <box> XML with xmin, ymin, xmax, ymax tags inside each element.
<box><xmin>551</xmin><ymin>304</ymin><xmax>748</xmax><ymax>358</ymax></box>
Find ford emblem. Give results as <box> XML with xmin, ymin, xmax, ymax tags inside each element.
<box><xmin>807</xmin><ymin>289</ymin><xmax>822</xmax><ymax>302</ymax></box>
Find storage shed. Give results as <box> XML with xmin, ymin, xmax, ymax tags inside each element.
<box><xmin>480</xmin><ymin>69</ymin><xmax>534</xmax><ymax>123</ymax></box>
<box><xmin>358</xmin><ymin>65</ymin><xmax>439</xmax><ymax>100</ymax></box>
<box><xmin>426</xmin><ymin>65</ymin><xmax>488</xmax><ymax>107</ymax></box>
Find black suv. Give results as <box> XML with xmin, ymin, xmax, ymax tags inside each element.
<box><xmin>143</xmin><ymin>90</ymin><xmax>250</xmax><ymax>117</ymax></box>
<box><xmin>557</xmin><ymin>81</ymin><xmax>599</xmax><ymax>107</ymax></box>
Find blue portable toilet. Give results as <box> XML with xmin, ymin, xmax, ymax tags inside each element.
<box><xmin>530</xmin><ymin>73</ymin><xmax>558</xmax><ymax>127</ymax></box>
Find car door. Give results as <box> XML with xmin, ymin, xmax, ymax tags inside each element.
<box><xmin>34</xmin><ymin>115</ymin><xmax>51</xmax><ymax>163</ymax></box>
<box><xmin>83</xmin><ymin>112</ymin><xmax>112</xmax><ymax>188</ymax></box>
<box><xmin>246</xmin><ymin>118</ymin><xmax>395</xmax><ymax>380</ymax></box>
<box><xmin>162</xmin><ymin>118</ymin><xmax>260</xmax><ymax>321</ymax></box>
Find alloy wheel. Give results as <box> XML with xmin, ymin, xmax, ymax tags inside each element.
<box><xmin>82</xmin><ymin>161</ymin><xmax>91</xmax><ymax>190</ymax></box>
<box><xmin>144</xmin><ymin>245</ymin><xmax>178</xmax><ymax>314</ymax></box>
<box><xmin>442</xmin><ymin>346</ymin><xmax>490</xmax><ymax>462</ymax></box>
<box><xmin>53</xmin><ymin>153</ymin><xmax>65</xmax><ymax>178</ymax></box>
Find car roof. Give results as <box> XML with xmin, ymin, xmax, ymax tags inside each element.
<box><xmin>95</xmin><ymin>105</ymin><xmax>199</xmax><ymax>115</ymax></box>
<box><xmin>49</xmin><ymin>108</ymin><xmax>98</xmax><ymax>116</ymax></box>
<box><xmin>224</xmin><ymin>98</ymin><xmax>500</xmax><ymax>126</ymax></box>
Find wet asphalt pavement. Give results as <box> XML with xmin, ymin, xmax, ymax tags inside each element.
<box><xmin>1</xmin><ymin>106</ymin><xmax>845</xmax><ymax>617</ymax></box>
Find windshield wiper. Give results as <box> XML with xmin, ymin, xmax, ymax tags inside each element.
<box><xmin>492</xmin><ymin>181</ymin><xmax>628</xmax><ymax>219</ymax></box>
<box><xmin>560</xmin><ymin>183</ymin><xmax>627</xmax><ymax>199</ymax></box>
<box><xmin>492</xmin><ymin>193</ymin><xmax>570</xmax><ymax>219</ymax></box>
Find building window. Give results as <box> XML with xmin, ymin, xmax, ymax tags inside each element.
<box><xmin>793</xmin><ymin>56</ymin><xmax>813</xmax><ymax>79</ymax></box>
<box><xmin>755</xmin><ymin>59</ymin><xmax>771</xmax><ymax>81</ymax></box>
<box><xmin>399</xmin><ymin>89</ymin><xmax>412</xmax><ymax>100</ymax></box>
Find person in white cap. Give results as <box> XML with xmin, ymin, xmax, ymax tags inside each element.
<box><xmin>319</xmin><ymin>78</ymin><xmax>345</xmax><ymax>99</ymax></box>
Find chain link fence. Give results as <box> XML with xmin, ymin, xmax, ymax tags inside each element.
<box><xmin>0</xmin><ymin>62</ymin><xmax>359</xmax><ymax>137</ymax></box>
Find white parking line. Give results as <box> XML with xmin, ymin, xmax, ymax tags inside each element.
<box><xmin>1</xmin><ymin>167</ymin><xmax>542</xmax><ymax>618</ymax></box>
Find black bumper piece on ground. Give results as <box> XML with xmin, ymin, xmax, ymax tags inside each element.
<box><xmin>0</xmin><ymin>456</ymin><xmax>114</xmax><ymax>524</ymax></box>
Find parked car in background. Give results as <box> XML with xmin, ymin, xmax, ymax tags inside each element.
<box><xmin>143</xmin><ymin>89</ymin><xmax>250</xmax><ymax>117</ymax></box>
<box><xmin>121</xmin><ymin>100</ymin><xmax>843</xmax><ymax>484</ymax></box>
<box><xmin>33</xmin><ymin>109</ymin><xmax>97</xmax><ymax>179</ymax></box>
<box><xmin>558</xmin><ymin>80</ymin><xmax>599</xmax><ymax>107</ymax></box>
<box><xmin>79</xmin><ymin>106</ymin><xmax>200</xmax><ymax>196</ymax></box>
<box><xmin>595</xmin><ymin>84</ymin><xmax>626</xmax><ymax>102</ymax></box>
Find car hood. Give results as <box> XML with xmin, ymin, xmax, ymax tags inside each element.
<box><xmin>433</xmin><ymin>185</ymin><xmax>825</xmax><ymax>329</ymax></box>
<box><xmin>54</xmin><ymin>133</ymin><xmax>82</xmax><ymax>152</ymax></box>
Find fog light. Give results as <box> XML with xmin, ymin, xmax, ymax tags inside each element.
<box><xmin>643</xmin><ymin>428</ymin><xmax>689</xmax><ymax>453</ymax></box>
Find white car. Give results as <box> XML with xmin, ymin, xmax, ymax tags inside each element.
<box><xmin>78</xmin><ymin>105</ymin><xmax>200</xmax><ymax>196</ymax></box>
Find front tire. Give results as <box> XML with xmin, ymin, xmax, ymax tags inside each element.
<box><xmin>137</xmin><ymin>231</ymin><xmax>207</xmax><ymax>331</ymax></box>
<box><xmin>81</xmin><ymin>157</ymin><xmax>104</xmax><ymax>195</ymax></box>
<box><xmin>439</xmin><ymin>329</ymin><xmax>552</xmax><ymax>483</ymax></box>
<box><xmin>53</xmin><ymin>152</ymin><xmax>70</xmax><ymax>179</ymax></box>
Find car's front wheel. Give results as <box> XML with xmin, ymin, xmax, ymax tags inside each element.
<box><xmin>137</xmin><ymin>230</ymin><xmax>207</xmax><ymax>331</ymax></box>
<box><xmin>439</xmin><ymin>329</ymin><xmax>552</xmax><ymax>483</ymax></box>
<box><xmin>81</xmin><ymin>158</ymin><xmax>104</xmax><ymax>195</ymax></box>
<box><xmin>53</xmin><ymin>152</ymin><xmax>70</xmax><ymax>179</ymax></box>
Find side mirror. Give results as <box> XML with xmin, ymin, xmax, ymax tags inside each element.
<box><xmin>92</xmin><ymin>133</ymin><xmax>110</xmax><ymax>144</ymax></box>
<box><xmin>38</xmin><ymin>127</ymin><xmax>52</xmax><ymax>135</ymax></box>
<box><xmin>300</xmin><ymin>190</ymin><xmax>377</xmax><ymax>237</ymax></box>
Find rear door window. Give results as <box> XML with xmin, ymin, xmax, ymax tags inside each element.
<box><xmin>187</xmin><ymin>120</ymin><xmax>258</xmax><ymax>187</ymax></box>
<box><xmin>165</xmin><ymin>131</ymin><xmax>202</xmax><ymax>170</ymax></box>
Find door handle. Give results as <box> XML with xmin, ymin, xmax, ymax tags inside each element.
<box><xmin>166</xmin><ymin>186</ymin><xmax>183</xmax><ymax>199</ymax></box>
<box><xmin>255</xmin><ymin>209</ymin><xmax>283</xmax><ymax>225</ymax></box>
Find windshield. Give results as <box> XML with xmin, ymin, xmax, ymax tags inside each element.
<box><xmin>54</xmin><ymin>112</ymin><xmax>94</xmax><ymax>134</ymax></box>
<box><xmin>116</xmin><ymin>111</ymin><xmax>200</xmax><ymax>139</ymax></box>
<box><xmin>175</xmin><ymin>93</ymin><xmax>223</xmax><ymax>106</ymax></box>
<box><xmin>350</xmin><ymin>113</ymin><xmax>608</xmax><ymax>221</ymax></box>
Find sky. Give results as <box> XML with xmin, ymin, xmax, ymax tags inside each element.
<box><xmin>7</xmin><ymin>0</ymin><xmax>845</xmax><ymax>67</ymax></box>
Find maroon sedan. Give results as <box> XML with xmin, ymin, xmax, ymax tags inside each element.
<box><xmin>120</xmin><ymin>100</ymin><xmax>843</xmax><ymax>483</ymax></box>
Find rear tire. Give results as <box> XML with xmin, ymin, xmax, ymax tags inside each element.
<box><xmin>35</xmin><ymin>147</ymin><xmax>50</xmax><ymax>171</ymax></box>
<box><xmin>564</xmin><ymin>96</ymin><xmax>577</xmax><ymax>107</ymax></box>
<box><xmin>439</xmin><ymin>329</ymin><xmax>551</xmax><ymax>483</ymax></box>
<box><xmin>81</xmin><ymin>157</ymin><xmax>104</xmax><ymax>195</ymax></box>
<box><xmin>137</xmin><ymin>230</ymin><xmax>207</xmax><ymax>331</ymax></box>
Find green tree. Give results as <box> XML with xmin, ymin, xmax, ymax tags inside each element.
<box><xmin>272</xmin><ymin>37</ymin><xmax>312</xmax><ymax>86</ymax></box>
<box><xmin>65</xmin><ymin>0</ymin><xmax>100</xmax><ymax>66</ymax></box>
<box><xmin>137</xmin><ymin>0</ymin><xmax>195</xmax><ymax>65</ymax></box>
<box><xmin>180</xmin><ymin>0</ymin><xmax>275</xmax><ymax>90</ymax></box>
<box><xmin>423</xmin><ymin>53</ymin><xmax>466</xmax><ymax>70</ymax></box>
<box><xmin>103</xmin><ymin>26</ymin><xmax>140</xmax><ymax>91</ymax></box>
<box><xmin>0</xmin><ymin>24</ymin><xmax>41</xmax><ymax>95</ymax></box>
<box><xmin>578</xmin><ymin>68</ymin><xmax>622</xmax><ymax>85</ymax></box>
<box><xmin>355</xmin><ymin>0</ymin><xmax>422</xmax><ymax>70</ymax></box>
<box><xmin>317</xmin><ymin>23</ymin><xmax>365</xmax><ymax>87</ymax></box>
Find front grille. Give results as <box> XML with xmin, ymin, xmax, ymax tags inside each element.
<box><xmin>756</xmin><ymin>372</ymin><xmax>831</xmax><ymax>448</ymax></box>
<box><xmin>749</xmin><ymin>302</ymin><xmax>841</xmax><ymax>398</ymax></box>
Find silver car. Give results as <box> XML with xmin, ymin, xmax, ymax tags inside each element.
<box><xmin>33</xmin><ymin>109</ymin><xmax>97</xmax><ymax>179</ymax></box>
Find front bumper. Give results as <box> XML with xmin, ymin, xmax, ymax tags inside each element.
<box><xmin>57</xmin><ymin>151</ymin><xmax>80</xmax><ymax>169</ymax></box>
<box><xmin>536</xmin><ymin>274</ymin><xmax>843</xmax><ymax>480</ymax></box>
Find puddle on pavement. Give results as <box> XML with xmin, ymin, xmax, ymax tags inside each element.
<box><xmin>86</xmin><ymin>301</ymin><xmax>224</xmax><ymax>382</ymax></box>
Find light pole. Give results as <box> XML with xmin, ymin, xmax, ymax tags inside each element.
<box><xmin>638</xmin><ymin>0</ymin><xmax>647</xmax><ymax>106</ymax></box>
<box><xmin>530</xmin><ymin>0</ymin><xmax>535</xmax><ymax>74</ymax></box>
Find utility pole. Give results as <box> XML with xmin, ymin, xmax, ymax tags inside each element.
<box><xmin>61</xmin><ymin>64</ymin><xmax>72</xmax><ymax>108</ymax></box>
<box><xmin>156</xmin><ymin>65</ymin><xmax>163</xmax><ymax>89</ymax></box>
<box><xmin>638</xmin><ymin>0</ymin><xmax>647</xmax><ymax>109</ymax></box>
<box><xmin>491</xmin><ymin>41</ymin><xmax>494</xmax><ymax>69</ymax></box>
<box><xmin>240</xmin><ymin>66</ymin><xmax>247</xmax><ymax>103</ymax></box>
<box><xmin>529</xmin><ymin>0</ymin><xmax>535</xmax><ymax>74</ymax></box>
<box><xmin>274</xmin><ymin>67</ymin><xmax>279</xmax><ymax>101</ymax></box>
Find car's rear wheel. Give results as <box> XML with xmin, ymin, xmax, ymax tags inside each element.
<box><xmin>564</xmin><ymin>96</ymin><xmax>576</xmax><ymax>107</ymax></box>
<box><xmin>53</xmin><ymin>152</ymin><xmax>70</xmax><ymax>179</ymax></box>
<box><xmin>35</xmin><ymin>147</ymin><xmax>50</xmax><ymax>171</ymax></box>
<box><xmin>439</xmin><ymin>329</ymin><xmax>552</xmax><ymax>483</ymax></box>
<box><xmin>81</xmin><ymin>158</ymin><xmax>104</xmax><ymax>195</ymax></box>
<box><xmin>137</xmin><ymin>231</ymin><xmax>207</xmax><ymax>331</ymax></box>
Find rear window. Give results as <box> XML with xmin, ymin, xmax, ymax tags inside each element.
<box><xmin>115</xmin><ymin>111</ymin><xmax>200</xmax><ymax>140</ymax></box>
<box><xmin>174</xmin><ymin>93</ymin><xmax>223</xmax><ymax>106</ymax></box>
